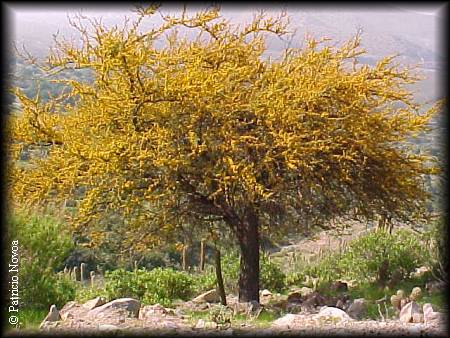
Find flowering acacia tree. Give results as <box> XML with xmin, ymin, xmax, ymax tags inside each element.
<box><xmin>8</xmin><ymin>5</ymin><xmax>441</xmax><ymax>302</ymax></box>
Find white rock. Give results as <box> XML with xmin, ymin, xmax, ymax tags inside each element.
<box><xmin>317</xmin><ymin>306</ymin><xmax>352</xmax><ymax>322</ymax></box>
<box><xmin>83</xmin><ymin>296</ymin><xmax>106</xmax><ymax>310</ymax></box>
<box><xmin>261</xmin><ymin>289</ymin><xmax>272</xmax><ymax>297</ymax></box>
<box><xmin>39</xmin><ymin>305</ymin><xmax>61</xmax><ymax>329</ymax></box>
<box><xmin>195</xmin><ymin>319</ymin><xmax>205</xmax><ymax>329</ymax></box>
<box><xmin>423</xmin><ymin>303</ymin><xmax>445</xmax><ymax>325</ymax></box>
<box><xmin>98</xmin><ymin>324</ymin><xmax>120</xmax><ymax>331</ymax></box>
<box><xmin>272</xmin><ymin>313</ymin><xmax>302</xmax><ymax>329</ymax></box>
<box><xmin>192</xmin><ymin>289</ymin><xmax>220</xmax><ymax>303</ymax></box>
<box><xmin>400</xmin><ymin>301</ymin><xmax>423</xmax><ymax>323</ymax></box>
<box><xmin>139</xmin><ymin>304</ymin><xmax>168</xmax><ymax>319</ymax></box>
<box><xmin>300</xmin><ymin>287</ymin><xmax>314</xmax><ymax>297</ymax></box>
<box><xmin>88</xmin><ymin>298</ymin><xmax>140</xmax><ymax>318</ymax></box>
<box><xmin>347</xmin><ymin>298</ymin><xmax>367</xmax><ymax>319</ymax></box>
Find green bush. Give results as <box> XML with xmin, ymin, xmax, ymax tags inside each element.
<box><xmin>339</xmin><ymin>228</ymin><xmax>427</xmax><ymax>283</ymax></box>
<box><xmin>192</xmin><ymin>270</ymin><xmax>217</xmax><ymax>294</ymax></box>
<box><xmin>286</xmin><ymin>228</ymin><xmax>427</xmax><ymax>288</ymax></box>
<box><xmin>104</xmin><ymin>267</ymin><xmax>194</xmax><ymax>307</ymax></box>
<box><xmin>260</xmin><ymin>253</ymin><xmax>286</xmax><ymax>292</ymax></box>
<box><xmin>7</xmin><ymin>210</ymin><xmax>76</xmax><ymax>309</ymax></box>
<box><xmin>198</xmin><ymin>252</ymin><xmax>286</xmax><ymax>294</ymax></box>
<box><xmin>75</xmin><ymin>284</ymin><xmax>109</xmax><ymax>304</ymax></box>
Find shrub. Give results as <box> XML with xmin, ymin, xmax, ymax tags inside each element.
<box><xmin>259</xmin><ymin>253</ymin><xmax>286</xmax><ymax>292</ymax></box>
<box><xmin>339</xmin><ymin>228</ymin><xmax>428</xmax><ymax>283</ymax></box>
<box><xmin>201</xmin><ymin>252</ymin><xmax>286</xmax><ymax>294</ymax></box>
<box><xmin>286</xmin><ymin>228</ymin><xmax>427</xmax><ymax>288</ymax></box>
<box><xmin>192</xmin><ymin>270</ymin><xmax>217</xmax><ymax>294</ymax></box>
<box><xmin>7</xmin><ymin>209</ymin><xmax>76</xmax><ymax>309</ymax></box>
<box><xmin>104</xmin><ymin>267</ymin><xmax>194</xmax><ymax>307</ymax></box>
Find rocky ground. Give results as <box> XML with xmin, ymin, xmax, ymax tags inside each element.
<box><xmin>33</xmin><ymin>287</ymin><xmax>447</xmax><ymax>337</ymax></box>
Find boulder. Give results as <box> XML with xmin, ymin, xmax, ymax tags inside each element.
<box><xmin>410</xmin><ymin>266</ymin><xmax>430</xmax><ymax>278</ymax></box>
<box><xmin>139</xmin><ymin>304</ymin><xmax>168</xmax><ymax>319</ymax></box>
<box><xmin>423</xmin><ymin>303</ymin><xmax>446</xmax><ymax>325</ymax></box>
<box><xmin>98</xmin><ymin>324</ymin><xmax>120</xmax><ymax>331</ymax></box>
<box><xmin>330</xmin><ymin>281</ymin><xmax>348</xmax><ymax>292</ymax></box>
<box><xmin>261</xmin><ymin>289</ymin><xmax>272</xmax><ymax>297</ymax></box>
<box><xmin>300</xmin><ymin>286</ymin><xmax>314</xmax><ymax>297</ymax></box>
<box><xmin>236</xmin><ymin>300</ymin><xmax>261</xmax><ymax>314</ymax></box>
<box><xmin>316</xmin><ymin>306</ymin><xmax>352</xmax><ymax>322</ymax></box>
<box><xmin>83</xmin><ymin>296</ymin><xmax>107</xmax><ymax>310</ymax></box>
<box><xmin>60</xmin><ymin>301</ymin><xmax>93</xmax><ymax>321</ymax></box>
<box><xmin>286</xmin><ymin>302</ymin><xmax>302</xmax><ymax>314</ymax></box>
<box><xmin>194</xmin><ymin>319</ymin><xmax>218</xmax><ymax>330</ymax></box>
<box><xmin>192</xmin><ymin>289</ymin><xmax>220</xmax><ymax>303</ymax></box>
<box><xmin>39</xmin><ymin>305</ymin><xmax>61</xmax><ymax>329</ymax></box>
<box><xmin>287</xmin><ymin>291</ymin><xmax>302</xmax><ymax>303</ymax></box>
<box><xmin>346</xmin><ymin>298</ymin><xmax>367</xmax><ymax>320</ymax></box>
<box><xmin>88</xmin><ymin>298</ymin><xmax>140</xmax><ymax>318</ymax></box>
<box><xmin>400</xmin><ymin>301</ymin><xmax>423</xmax><ymax>323</ymax></box>
<box><xmin>272</xmin><ymin>313</ymin><xmax>302</xmax><ymax>329</ymax></box>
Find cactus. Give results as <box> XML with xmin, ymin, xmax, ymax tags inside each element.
<box><xmin>90</xmin><ymin>271</ymin><xmax>96</xmax><ymax>288</ymax></box>
<box><xmin>410</xmin><ymin>287</ymin><xmax>422</xmax><ymax>301</ymax></box>
<box><xmin>80</xmin><ymin>262</ymin><xmax>87</xmax><ymax>283</ymax></box>
<box><xmin>73</xmin><ymin>266</ymin><xmax>79</xmax><ymax>281</ymax></box>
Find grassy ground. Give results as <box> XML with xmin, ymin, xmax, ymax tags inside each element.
<box><xmin>184</xmin><ymin>308</ymin><xmax>278</xmax><ymax>329</ymax></box>
<box><xmin>3</xmin><ymin>308</ymin><xmax>46</xmax><ymax>334</ymax></box>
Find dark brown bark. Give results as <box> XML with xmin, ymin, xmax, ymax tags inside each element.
<box><xmin>182</xmin><ymin>244</ymin><xmax>188</xmax><ymax>271</ymax></box>
<box><xmin>200</xmin><ymin>240</ymin><xmax>206</xmax><ymax>271</ymax></box>
<box><xmin>236</xmin><ymin>207</ymin><xmax>260</xmax><ymax>303</ymax></box>
<box><xmin>214</xmin><ymin>247</ymin><xmax>227</xmax><ymax>306</ymax></box>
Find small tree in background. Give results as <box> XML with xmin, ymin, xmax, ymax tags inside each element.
<box><xmin>8</xmin><ymin>5</ymin><xmax>442</xmax><ymax>302</ymax></box>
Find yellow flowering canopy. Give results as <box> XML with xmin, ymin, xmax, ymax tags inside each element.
<box><xmin>8</xmin><ymin>5</ymin><xmax>442</xmax><ymax>249</ymax></box>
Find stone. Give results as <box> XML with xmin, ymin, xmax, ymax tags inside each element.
<box><xmin>195</xmin><ymin>319</ymin><xmax>217</xmax><ymax>330</ymax></box>
<box><xmin>400</xmin><ymin>301</ymin><xmax>423</xmax><ymax>323</ymax></box>
<box><xmin>192</xmin><ymin>289</ymin><xmax>220</xmax><ymax>303</ymax></box>
<box><xmin>139</xmin><ymin>304</ymin><xmax>168</xmax><ymax>319</ymax></box>
<box><xmin>330</xmin><ymin>281</ymin><xmax>348</xmax><ymax>292</ymax></box>
<box><xmin>286</xmin><ymin>302</ymin><xmax>302</xmax><ymax>314</ymax></box>
<box><xmin>272</xmin><ymin>313</ymin><xmax>301</xmax><ymax>329</ymax></box>
<box><xmin>287</xmin><ymin>291</ymin><xmax>302</xmax><ymax>303</ymax></box>
<box><xmin>83</xmin><ymin>296</ymin><xmax>107</xmax><ymax>310</ymax></box>
<box><xmin>410</xmin><ymin>266</ymin><xmax>430</xmax><ymax>278</ymax></box>
<box><xmin>347</xmin><ymin>298</ymin><xmax>367</xmax><ymax>320</ymax></box>
<box><xmin>316</xmin><ymin>306</ymin><xmax>352</xmax><ymax>322</ymax></box>
<box><xmin>194</xmin><ymin>319</ymin><xmax>205</xmax><ymax>329</ymax></box>
<box><xmin>98</xmin><ymin>324</ymin><xmax>120</xmax><ymax>331</ymax></box>
<box><xmin>60</xmin><ymin>301</ymin><xmax>88</xmax><ymax>321</ymax></box>
<box><xmin>39</xmin><ymin>305</ymin><xmax>61</xmax><ymax>329</ymax></box>
<box><xmin>423</xmin><ymin>303</ymin><xmax>446</xmax><ymax>325</ymax></box>
<box><xmin>400</xmin><ymin>298</ymin><xmax>409</xmax><ymax>310</ymax></box>
<box><xmin>261</xmin><ymin>289</ymin><xmax>272</xmax><ymax>297</ymax></box>
<box><xmin>300</xmin><ymin>286</ymin><xmax>314</xmax><ymax>297</ymax></box>
<box><xmin>88</xmin><ymin>298</ymin><xmax>141</xmax><ymax>318</ymax></box>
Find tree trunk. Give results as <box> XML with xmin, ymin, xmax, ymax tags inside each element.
<box><xmin>182</xmin><ymin>244</ymin><xmax>188</xmax><ymax>271</ymax></box>
<box><xmin>200</xmin><ymin>240</ymin><xmax>206</xmax><ymax>271</ymax></box>
<box><xmin>236</xmin><ymin>208</ymin><xmax>260</xmax><ymax>303</ymax></box>
<box><xmin>214</xmin><ymin>247</ymin><xmax>227</xmax><ymax>306</ymax></box>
